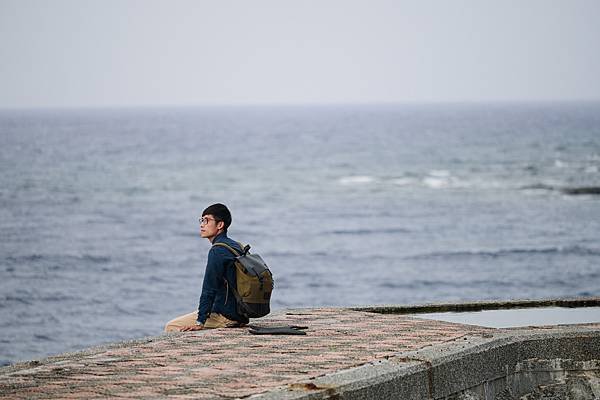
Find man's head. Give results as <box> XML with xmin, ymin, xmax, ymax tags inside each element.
<box><xmin>200</xmin><ymin>203</ymin><xmax>232</xmax><ymax>241</ymax></box>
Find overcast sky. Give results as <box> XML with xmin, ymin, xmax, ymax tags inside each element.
<box><xmin>1</xmin><ymin>0</ymin><xmax>599</xmax><ymax>108</ymax></box>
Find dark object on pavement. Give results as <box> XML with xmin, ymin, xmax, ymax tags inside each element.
<box><xmin>248</xmin><ymin>325</ymin><xmax>308</xmax><ymax>335</ymax></box>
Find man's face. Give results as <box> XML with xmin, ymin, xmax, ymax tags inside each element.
<box><xmin>199</xmin><ymin>214</ymin><xmax>224</xmax><ymax>240</ymax></box>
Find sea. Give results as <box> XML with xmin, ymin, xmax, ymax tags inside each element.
<box><xmin>1</xmin><ymin>102</ymin><xmax>599</xmax><ymax>366</ymax></box>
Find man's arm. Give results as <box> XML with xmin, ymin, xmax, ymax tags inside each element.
<box><xmin>180</xmin><ymin>247</ymin><xmax>225</xmax><ymax>331</ymax></box>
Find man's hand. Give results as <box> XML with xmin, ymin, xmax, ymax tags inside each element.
<box><xmin>180</xmin><ymin>324</ymin><xmax>205</xmax><ymax>332</ymax></box>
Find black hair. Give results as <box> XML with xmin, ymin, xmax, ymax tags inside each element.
<box><xmin>202</xmin><ymin>203</ymin><xmax>232</xmax><ymax>232</ymax></box>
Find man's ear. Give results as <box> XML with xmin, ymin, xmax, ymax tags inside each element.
<box><xmin>216</xmin><ymin>220</ymin><xmax>225</xmax><ymax>231</ymax></box>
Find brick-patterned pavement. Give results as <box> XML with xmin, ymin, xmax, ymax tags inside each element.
<box><xmin>0</xmin><ymin>308</ymin><xmax>490</xmax><ymax>399</ymax></box>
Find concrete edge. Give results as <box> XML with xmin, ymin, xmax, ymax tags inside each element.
<box><xmin>351</xmin><ymin>296</ymin><xmax>600</xmax><ymax>314</ymax></box>
<box><xmin>250</xmin><ymin>325</ymin><xmax>600</xmax><ymax>399</ymax></box>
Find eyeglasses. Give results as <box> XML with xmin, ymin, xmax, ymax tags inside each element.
<box><xmin>199</xmin><ymin>217</ymin><xmax>216</xmax><ymax>226</ymax></box>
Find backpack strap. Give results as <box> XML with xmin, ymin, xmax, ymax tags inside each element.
<box><xmin>214</xmin><ymin>241</ymin><xmax>251</xmax><ymax>256</ymax></box>
<box><xmin>212</xmin><ymin>242</ymin><xmax>241</xmax><ymax>257</ymax></box>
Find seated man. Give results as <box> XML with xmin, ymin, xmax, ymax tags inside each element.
<box><xmin>165</xmin><ymin>203</ymin><xmax>249</xmax><ymax>332</ymax></box>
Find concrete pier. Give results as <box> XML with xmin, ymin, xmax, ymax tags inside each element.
<box><xmin>1</xmin><ymin>298</ymin><xmax>599</xmax><ymax>399</ymax></box>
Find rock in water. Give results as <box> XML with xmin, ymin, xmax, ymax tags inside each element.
<box><xmin>561</xmin><ymin>187</ymin><xmax>600</xmax><ymax>195</ymax></box>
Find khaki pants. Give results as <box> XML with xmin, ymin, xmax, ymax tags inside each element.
<box><xmin>164</xmin><ymin>311</ymin><xmax>242</xmax><ymax>332</ymax></box>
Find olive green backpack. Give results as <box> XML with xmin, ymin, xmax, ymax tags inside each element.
<box><xmin>212</xmin><ymin>242</ymin><xmax>273</xmax><ymax>318</ymax></box>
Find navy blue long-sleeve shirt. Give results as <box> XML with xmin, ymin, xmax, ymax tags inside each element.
<box><xmin>196</xmin><ymin>233</ymin><xmax>249</xmax><ymax>325</ymax></box>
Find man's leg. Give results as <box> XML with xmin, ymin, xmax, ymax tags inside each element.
<box><xmin>203</xmin><ymin>313</ymin><xmax>243</xmax><ymax>328</ymax></box>
<box><xmin>164</xmin><ymin>311</ymin><xmax>197</xmax><ymax>332</ymax></box>
<box><xmin>164</xmin><ymin>312</ymin><xmax>241</xmax><ymax>332</ymax></box>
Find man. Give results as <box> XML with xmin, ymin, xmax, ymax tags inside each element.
<box><xmin>165</xmin><ymin>203</ymin><xmax>249</xmax><ymax>332</ymax></box>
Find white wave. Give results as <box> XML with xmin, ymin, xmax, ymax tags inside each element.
<box><xmin>338</xmin><ymin>175</ymin><xmax>375</xmax><ymax>185</ymax></box>
<box><xmin>391</xmin><ymin>177</ymin><xmax>417</xmax><ymax>186</ymax></box>
<box><xmin>423</xmin><ymin>169</ymin><xmax>476</xmax><ymax>189</ymax></box>
<box><xmin>585</xmin><ymin>165</ymin><xmax>599</xmax><ymax>174</ymax></box>
<box><xmin>423</xmin><ymin>177</ymin><xmax>450</xmax><ymax>188</ymax></box>
<box><xmin>554</xmin><ymin>160</ymin><xmax>568</xmax><ymax>168</ymax></box>
<box><xmin>338</xmin><ymin>173</ymin><xmax>508</xmax><ymax>191</ymax></box>
<box><xmin>428</xmin><ymin>169</ymin><xmax>451</xmax><ymax>178</ymax></box>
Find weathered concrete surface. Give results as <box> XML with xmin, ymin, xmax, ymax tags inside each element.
<box><xmin>1</xmin><ymin>300</ymin><xmax>599</xmax><ymax>399</ymax></box>
<box><xmin>253</xmin><ymin>324</ymin><xmax>600</xmax><ymax>400</ymax></box>
<box><xmin>0</xmin><ymin>308</ymin><xmax>488</xmax><ymax>399</ymax></box>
